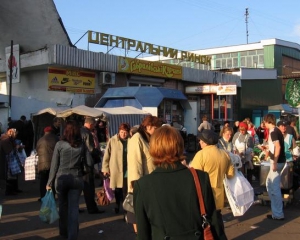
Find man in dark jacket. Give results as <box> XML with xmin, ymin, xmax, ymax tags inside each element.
<box><xmin>0</xmin><ymin>128</ymin><xmax>20</xmax><ymax>195</ymax></box>
<box><xmin>36</xmin><ymin>126</ymin><xmax>58</xmax><ymax>200</ymax></box>
<box><xmin>81</xmin><ymin>117</ymin><xmax>104</xmax><ymax>214</ymax></box>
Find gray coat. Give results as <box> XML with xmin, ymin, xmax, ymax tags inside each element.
<box><xmin>47</xmin><ymin>141</ymin><xmax>89</xmax><ymax>187</ymax></box>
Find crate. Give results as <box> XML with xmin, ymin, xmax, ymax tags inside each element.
<box><xmin>257</xmin><ymin>190</ymin><xmax>293</xmax><ymax>207</ymax></box>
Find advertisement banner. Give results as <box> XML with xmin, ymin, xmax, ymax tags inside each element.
<box><xmin>118</xmin><ymin>56</ymin><xmax>182</xmax><ymax>80</ymax></box>
<box><xmin>216</xmin><ymin>84</ymin><xmax>237</xmax><ymax>95</ymax></box>
<box><xmin>48</xmin><ymin>68</ymin><xmax>96</xmax><ymax>94</ymax></box>
<box><xmin>6</xmin><ymin>44</ymin><xmax>20</xmax><ymax>83</ymax></box>
<box><xmin>185</xmin><ymin>84</ymin><xmax>237</xmax><ymax>95</ymax></box>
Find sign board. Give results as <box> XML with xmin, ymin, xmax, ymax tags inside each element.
<box><xmin>48</xmin><ymin>68</ymin><xmax>96</xmax><ymax>94</ymax></box>
<box><xmin>216</xmin><ymin>85</ymin><xmax>237</xmax><ymax>95</ymax></box>
<box><xmin>89</xmin><ymin>31</ymin><xmax>211</xmax><ymax>65</ymax></box>
<box><xmin>5</xmin><ymin>44</ymin><xmax>20</xmax><ymax>83</ymax></box>
<box><xmin>118</xmin><ymin>56</ymin><xmax>182</xmax><ymax>79</ymax></box>
<box><xmin>185</xmin><ymin>84</ymin><xmax>237</xmax><ymax>95</ymax></box>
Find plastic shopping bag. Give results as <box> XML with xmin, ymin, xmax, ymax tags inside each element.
<box><xmin>8</xmin><ymin>152</ymin><xmax>22</xmax><ymax>175</ymax></box>
<box><xmin>223</xmin><ymin>170</ymin><xmax>254</xmax><ymax>216</ymax></box>
<box><xmin>103</xmin><ymin>178</ymin><xmax>115</xmax><ymax>201</ymax></box>
<box><xmin>39</xmin><ymin>190</ymin><xmax>59</xmax><ymax>224</ymax></box>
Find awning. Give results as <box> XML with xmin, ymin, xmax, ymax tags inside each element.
<box><xmin>268</xmin><ymin>104</ymin><xmax>298</xmax><ymax>115</ymax></box>
<box><xmin>31</xmin><ymin>105</ymin><xmax>150</xmax><ymax>140</ymax></box>
<box><xmin>94</xmin><ymin>87</ymin><xmax>191</xmax><ymax>109</ymax></box>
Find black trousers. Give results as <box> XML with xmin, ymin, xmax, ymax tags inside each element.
<box><xmin>83</xmin><ymin>172</ymin><xmax>98</xmax><ymax>213</ymax></box>
<box><xmin>114</xmin><ymin>178</ymin><xmax>128</xmax><ymax>208</ymax></box>
<box><xmin>6</xmin><ymin>177</ymin><xmax>18</xmax><ymax>194</ymax></box>
<box><xmin>39</xmin><ymin>170</ymin><xmax>56</xmax><ymax>199</ymax></box>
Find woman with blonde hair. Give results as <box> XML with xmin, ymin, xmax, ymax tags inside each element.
<box><xmin>127</xmin><ymin>115</ymin><xmax>162</xmax><ymax>235</ymax></box>
<box><xmin>218</xmin><ymin>126</ymin><xmax>234</xmax><ymax>153</ymax></box>
<box><xmin>133</xmin><ymin>126</ymin><xmax>227</xmax><ymax>239</ymax></box>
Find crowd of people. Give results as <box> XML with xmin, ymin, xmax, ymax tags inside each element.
<box><xmin>1</xmin><ymin>113</ymin><xmax>300</xmax><ymax>239</ymax></box>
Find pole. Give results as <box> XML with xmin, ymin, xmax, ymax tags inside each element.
<box><xmin>8</xmin><ymin>40</ymin><xmax>13</xmax><ymax>117</ymax></box>
<box><xmin>245</xmin><ymin>8</ymin><xmax>249</xmax><ymax>44</ymax></box>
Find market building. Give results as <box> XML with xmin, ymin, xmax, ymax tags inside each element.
<box><xmin>0</xmin><ymin>0</ymin><xmax>241</xmax><ymax>136</ymax></box>
<box><xmin>4</xmin><ymin>1</ymin><xmax>300</xmax><ymax>136</ymax></box>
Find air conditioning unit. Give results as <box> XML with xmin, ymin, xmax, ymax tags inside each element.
<box><xmin>100</xmin><ymin>72</ymin><xmax>115</xmax><ymax>85</ymax></box>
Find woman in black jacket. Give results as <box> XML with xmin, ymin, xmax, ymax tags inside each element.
<box><xmin>47</xmin><ymin>120</ymin><xmax>90</xmax><ymax>240</ymax></box>
<box><xmin>133</xmin><ymin>125</ymin><xmax>227</xmax><ymax>240</ymax></box>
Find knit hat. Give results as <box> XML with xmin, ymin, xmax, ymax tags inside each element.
<box><xmin>239</xmin><ymin>122</ymin><xmax>248</xmax><ymax>130</ymax></box>
<box><xmin>197</xmin><ymin>129</ymin><xmax>219</xmax><ymax>145</ymax></box>
<box><xmin>44</xmin><ymin>126</ymin><xmax>52</xmax><ymax>133</ymax></box>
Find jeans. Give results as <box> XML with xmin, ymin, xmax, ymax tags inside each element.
<box><xmin>55</xmin><ymin>174</ymin><xmax>84</xmax><ymax>240</ymax></box>
<box><xmin>266</xmin><ymin>161</ymin><xmax>285</xmax><ymax>218</ymax></box>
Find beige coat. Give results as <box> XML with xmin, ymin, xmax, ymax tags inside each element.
<box><xmin>190</xmin><ymin>145</ymin><xmax>235</xmax><ymax>210</ymax></box>
<box><xmin>101</xmin><ymin>134</ymin><xmax>127</xmax><ymax>189</ymax></box>
<box><xmin>127</xmin><ymin>132</ymin><xmax>155</xmax><ymax>192</ymax></box>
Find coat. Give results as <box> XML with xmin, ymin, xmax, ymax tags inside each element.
<box><xmin>190</xmin><ymin>145</ymin><xmax>235</xmax><ymax>210</ymax></box>
<box><xmin>127</xmin><ymin>132</ymin><xmax>155</xmax><ymax>192</ymax></box>
<box><xmin>36</xmin><ymin>132</ymin><xmax>58</xmax><ymax>172</ymax></box>
<box><xmin>133</xmin><ymin>162</ymin><xmax>227</xmax><ymax>240</ymax></box>
<box><xmin>102</xmin><ymin>134</ymin><xmax>127</xmax><ymax>189</ymax></box>
<box><xmin>0</xmin><ymin>134</ymin><xmax>14</xmax><ymax>180</ymax></box>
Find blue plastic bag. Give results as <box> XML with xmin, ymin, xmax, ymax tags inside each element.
<box><xmin>39</xmin><ymin>190</ymin><xmax>59</xmax><ymax>224</ymax></box>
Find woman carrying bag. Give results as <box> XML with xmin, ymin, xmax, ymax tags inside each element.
<box><xmin>133</xmin><ymin>126</ymin><xmax>227</xmax><ymax>240</ymax></box>
<box><xmin>46</xmin><ymin>120</ymin><xmax>90</xmax><ymax>240</ymax></box>
<box><xmin>102</xmin><ymin>123</ymin><xmax>131</xmax><ymax>214</ymax></box>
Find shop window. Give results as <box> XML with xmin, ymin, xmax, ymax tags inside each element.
<box><xmin>213</xmin><ymin>95</ymin><xmax>233</xmax><ymax>121</ymax></box>
<box><xmin>158</xmin><ymin>100</ymin><xmax>184</xmax><ymax>125</ymax></box>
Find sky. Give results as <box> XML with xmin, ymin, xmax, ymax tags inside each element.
<box><xmin>53</xmin><ymin>0</ymin><xmax>300</xmax><ymax>58</ymax></box>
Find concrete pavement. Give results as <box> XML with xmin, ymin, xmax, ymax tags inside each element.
<box><xmin>0</xmin><ymin>172</ymin><xmax>300</xmax><ymax>240</ymax></box>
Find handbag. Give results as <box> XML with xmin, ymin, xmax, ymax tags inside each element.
<box><xmin>39</xmin><ymin>190</ymin><xmax>59</xmax><ymax>224</ymax></box>
<box><xmin>8</xmin><ymin>152</ymin><xmax>22</xmax><ymax>175</ymax></box>
<box><xmin>189</xmin><ymin>167</ymin><xmax>214</xmax><ymax>240</ymax></box>
<box><xmin>223</xmin><ymin>170</ymin><xmax>254</xmax><ymax>216</ymax></box>
<box><xmin>103</xmin><ymin>178</ymin><xmax>115</xmax><ymax>201</ymax></box>
<box><xmin>96</xmin><ymin>188</ymin><xmax>110</xmax><ymax>206</ymax></box>
<box><xmin>123</xmin><ymin>193</ymin><xmax>134</xmax><ymax>213</ymax></box>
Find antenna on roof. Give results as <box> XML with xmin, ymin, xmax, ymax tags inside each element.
<box><xmin>245</xmin><ymin>8</ymin><xmax>249</xmax><ymax>44</ymax></box>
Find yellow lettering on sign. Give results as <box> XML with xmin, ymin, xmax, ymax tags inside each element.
<box><xmin>100</xmin><ymin>33</ymin><xmax>109</xmax><ymax>45</ymax></box>
<box><xmin>88</xmin><ymin>31</ymin><xmax>99</xmax><ymax>44</ymax></box>
<box><xmin>127</xmin><ymin>39</ymin><xmax>136</xmax><ymax>49</ymax></box>
<box><xmin>110</xmin><ymin>35</ymin><xmax>119</xmax><ymax>46</ymax></box>
<box><xmin>136</xmin><ymin>41</ymin><xmax>145</xmax><ymax>52</ymax></box>
<box><xmin>88</xmin><ymin>31</ymin><xmax>212</xmax><ymax>66</ymax></box>
<box><xmin>162</xmin><ymin>47</ymin><xmax>178</xmax><ymax>58</ymax></box>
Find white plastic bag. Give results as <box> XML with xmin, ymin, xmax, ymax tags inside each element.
<box><xmin>223</xmin><ymin>170</ymin><xmax>254</xmax><ymax>216</ymax></box>
<box><xmin>227</xmin><ymin>152</ymin><xmax>242</xmax><ymax>169</ymax></box>
<box><xmin>24</xmin><ymin>152</ymin><xmax>39</xmax><ymax>181</ymax></box>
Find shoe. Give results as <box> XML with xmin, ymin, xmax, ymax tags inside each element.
<box><xmin>5</xmin><ymin>191</ymin><xmax>17</xmax><ymax>196</ymax></box>
<box><xmin>78</xmin><ymin>208</ymin><xmax>85</xmax><ymax>213</ymax></box>
<box><xmin>266</xmin><ymin>214</ymin><xmax>284</xmax><ymax>220</ymax></box>
<box><xmin>88</xmin><ymin>209</ymin><xmax>105</xmax><ymax>214</ymax></box>
<box><xmin>114</xmin><ymin>207</ymin><xmax>120</xmax><ymax>214</ymax></box>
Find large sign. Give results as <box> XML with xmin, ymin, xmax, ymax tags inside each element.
<box><xmin>185</xmin><ymin>84</ymin><xmax>237</xmax><ymax>95</ymax></box>
<box><xmin>6</xmin><ymin>44</ymin><xmax>20</xmax><ymax>83</ymax></box>
<box><xmin>88</xmin><ymin>31</ymin><xmax>211</xmax><ymax>66</ymax></box>
<box><xmin>48</xmin><ymin>68</ymin><xmax>96</xmax><ymax>94</ymax></box>
<box><xmin>118</xmin><ymin>57</ymin><xmax>182</xmax><ymax>79</ymax></box>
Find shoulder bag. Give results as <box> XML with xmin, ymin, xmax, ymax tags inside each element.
<box><xmin>96</xmin><ymin>188</ymin><xmax>110</xmax><ymax>206</ymax></box>
<box><xmin>123</xmin><ymin>192</ymin><xmax>134</xmax><ymax>213</ymax></box>
<box><xmin>189</xmin><ymin>167</ymin><xmax>214</xmax><ymax>240</ymax></box>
